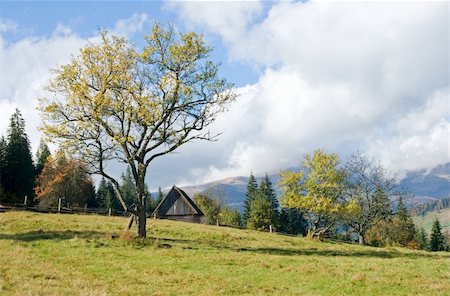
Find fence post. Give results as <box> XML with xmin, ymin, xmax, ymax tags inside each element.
<box><xmin>269</xmin><ymin>225</ymin><xmax>273</xmax><ymax>234</ymax></box>
<box><xmin>84</xmin><ymin>203</ymin><xmax>87</xmax><ymax>213</ymax></box>
<box><xmin>58</xmin><ymin>198</ymin><xmax>62</xmax><ymax>213</ymax></box>
<box><xmin>216</xmin><ymin>218</ymin><xmax>219</xmax><ymax>226</ymax></box>
<box><xmin>108</xmin><ymin>208</ymin><xmax>112</xmax><ymax>216</ymax></box>
<box><xmin>24</xmin><ymin>195</ymin><xmax>27</xmax><ymax>206</ymax></box>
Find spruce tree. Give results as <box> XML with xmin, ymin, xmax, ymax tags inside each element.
<box><xmin>0</xmin><ymin>136</ymin><xmax>6</xmax><ymax>201</ymax></box>
<box><xmin>97</xmin><ymin>177</ymin><xmax>110</xmax><ymax>210</ymax></box>
<box><xmin>395</xmin><ymin>197</ymin><xmax>416</xmax><ymax>246</ymax></box>
<box><xmin>429</xmin><ymin>219</ymin><xmax>446</xmax><ymax>252</ymax></box>
<box><xmin>120</xmin><ymin>167</ymin><xmax>137</xmax><ymax>206</ymax></box>
<box><xmin>243</xmin><ymin>172</ymin><xmax>258</xmax><ymax>224</ymax></box>
<box><xmin>259</xmin><ymin>173</ymin><xmax>279</xmax><ymax>210</ymax></box>
<box><xmin>415</xmin><ymin>227</ymin><xmax>428</xmax><ymax>250</ymax></box>
<box><xmin>258</xmin><ymin>173</ymin><xmax>279</xmax><ymax>228</ymax></box>
<box><xmin>155</xmin><ymin>187</ymin><xmax>164</xmax><ymax>206</ymax></box>
<box><xmin>246</xmin><ymin>195</ymin><xmax>278</xmax><ymax>231</ymax></box>
<box><xmin>3</xmin><ymin>109</ymin><xmax>35</xmax><ymax>204</ymax></box>
<box><xmin>35</xmin><ymin>139</ymin><xmax>51</xmax><ymax>177</ymax></box>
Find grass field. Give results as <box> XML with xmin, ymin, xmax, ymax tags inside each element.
<box><xmin>0</xmin><ymin>211</ymin><xmax>449</xmax><ymax>296</ymax></box>
<box><xmin>414</xmin><ymin>208</ymin><xmax>450</xmax><ymax>233</ymax></box>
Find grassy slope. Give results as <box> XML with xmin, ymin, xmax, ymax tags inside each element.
<box><xmin>0</xmin><ymin>212</ymin><xmax>449</xmax><ymax>296</ymax></box>
<box><xmin>414</xmin><ymin>208</ymin><xmax>450</xmax><ymax>233</ymax></box>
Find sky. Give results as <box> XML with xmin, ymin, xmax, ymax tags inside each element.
<box><xmin>0</xmin><ymin>1</ymin><xmax>448</xmax><ymax>190</ymax></box>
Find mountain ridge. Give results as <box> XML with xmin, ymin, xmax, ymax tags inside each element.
<box><xmin>173</xmin><ymin>163</ymin><xmax>450</xmax><ymax>212</ymax></box>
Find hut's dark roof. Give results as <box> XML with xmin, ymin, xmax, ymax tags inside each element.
<box><xmin>152</xmin><ymin>186</ymin><xmax>204</xmax><ymax>217</ymax></box>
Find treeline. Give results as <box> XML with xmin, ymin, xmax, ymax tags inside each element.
<box><xmin>0</xmin><ymin>109</ymin><xmax>36</xmax><ymax>204</ymax></box>
<box><xmin>0</xmin><ymin>109</ymin><xmax>162</xmax><ymax>213</ymax></box>
<box><xmin>412</xmin><ymin>197</ymin><xmax>450</xmax><ymax>217</ymax></box>
<box><xmin>239</xmin><ymin>149</ymin><xmax>448</xmax><ymax>252</ymax></box>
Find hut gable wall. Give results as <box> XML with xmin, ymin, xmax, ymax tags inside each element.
<box><xmin>166</xmin><ymin>197</ymin><xmax>197</xmax><ymax>215</ymax></box>
<box><xmin>153</xmin><ymin>186</ymin><xmax>204</xmax><ymax>219</ymax></box>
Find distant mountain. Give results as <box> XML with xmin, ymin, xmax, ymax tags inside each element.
<box><xmin>399</xmin><ymin>163</ymin><xmax>450</xmax><ymax>205</ymax></box>
<box><xmin>176</xmin><ymin>163</ymin><xmax>450</xmax><ymax>212</ymax></box>
<box><xmin>180</xmin><ymin>176</ymin><xmax>248</xmax><ymax>210</ymax></box>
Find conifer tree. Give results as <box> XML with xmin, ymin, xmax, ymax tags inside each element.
<box><xmin>394</xmin><ymin>197</ymin><xmax>416</xmax><ymax>246</ymax></box>
<box><xmin>257</xmin><ymin>173</ymin><xmax>279</xmax><ymax>228</ymax></box>
<box><xmin>246</xmin><ymin>195</ymin><xmax>278</xmax><ymax>231</ymax></box>
<box><xmin>429</xmin><ymin>218</ymin><xmax>446</xmax><ymax>252</ymax></box>
<box><xmin>3</xmin><ymin>109</ymin><xmax>35</xmax><ymax>204</ymax></box>
<box><xmin>155</xmin><ymin>187</ymin><xmax>164</xmax><ymax>205</ymax></box>
<box><xmin>120</xmin><ymin>167</ymin><xmax>138</xmax><ymax>206</ymax></box>
<box><xmin>0</xmin><ymin>136</ymin><xmax>6</xmax><ymax>201</ymax></box>
<box><xmin>35</xmin><ymin>139</ymin><xmax>51</xmax><ymax>177</ymax></box>
<box><xmin>259</xmin><ymin>173</ymin><xmax>279</xmax><ymax>211</ymax></box>
<box><xmin>415</xmin><ymin>227</ymin><xmax>428</xmax><ymax>250</ymax></box>
<box><xmin>243</xmin><ymin>172</ymin><xmax>258</xmax><ymax>225</ymax></box>
<box><xmin>97</xmin><ymin>177</ymin><xmax>110</xmax><ymax>209</ymax></box>
<box><xmin>97</xmin><ymin>178</ymin><xmax>120</xmax><ymax>211</ymax></box>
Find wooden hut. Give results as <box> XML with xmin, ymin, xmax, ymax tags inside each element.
<box><xmin>152</xmin><ymin>186</ymin><xmax>206</xmax><ymax>223</ymax></box>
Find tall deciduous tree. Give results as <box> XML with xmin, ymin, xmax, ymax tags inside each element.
<box><xmin>279</xmin><ymin>149</ymin><xmax>350</xmax><ymax>239</ymax></box>
<box><xmin>344</xmin><ymin>153</ymin><xmax>395</xmax><ymax>244</ymax></box>
<box><xmin>3</xmin><ymin>109</ymin><xmax>35</xmax><ymax>204</ymax></box>
<box><xmin>193</xmin><ymin>191</ymin><xmax>223</xmax><ymax>225</ymax></box>
<box><xmin>279</xmin><ymin>208</ymin><xmax>307</xmax><ymax>235</ymax></box>
<box><xmin>243</xmin><ymin>172</ymin><xmax>258</xmax><ymax>225</ymax></box>
<box><xmin>35</xmin><ymin>151</ymin><xmax>96</xmax><ymax>209</ymax></box>
<box><xmin>39</xmin><ymin>24</ymin><xmax>236</xmax><ymax>237</ymax></box>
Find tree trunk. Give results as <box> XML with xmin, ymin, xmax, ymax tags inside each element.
<box><xmin>135</xmin><ymin>165</ymin><xmax>147</xmax><ymax>238</ymax></box>
<box><xmin>358</xmin><ymin>233</ymin><xmax>365</xmax><ymax>245</ymax></box>
<box><xmin>136</xmin><ymin>206</ymin><xmax>147</xmax><ymax>238</ymax></box>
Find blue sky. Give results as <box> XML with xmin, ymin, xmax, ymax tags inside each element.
<box><xmin>0</xmin><ymin>1</ymin><xmax>448</xmax><ymax>189</ymax></box>
<box><xmin>0</xmin><ymin>1</ymin><xmax>259</xmax><ymax>85</ymax></box>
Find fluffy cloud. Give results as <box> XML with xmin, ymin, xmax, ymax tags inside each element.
<box><xmin>0</xmin><ymin>14</ymin><xmax>149</xmax><ymax>155</ymax></box>
<box><xmin>1</xmin><ymin>3</ymin><xmax>447</xmax><ymax>189</ymax></box>
<box><xmin>159</xmin><ymin>1</ymin><xmax>449</xmax><ymax>185</ymax></box>
<box><xmin>368</xmin><ymin>90</ymin><xmax>450</xmax><ymax>176</ymax></box>
<box><xmin>0</xmin><ymin>24</ymin><xmax>88</xmax><ymax>151</ymax></box>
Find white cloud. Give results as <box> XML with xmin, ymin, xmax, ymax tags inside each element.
<box><xmin>0</xmin><ymin>20</ymin><xmax>18</xmax><ymax>33</ymax></box>
<box><xmin>159</xmin><ymin>1</ymin><xmax>449</xmax><ymax>185</ymax></box>
<box><xmin>112</xmin><ymin>13</ymin><xmax>148</xmax><ymax>37</ymax></box>
<box><xmin>368</xmin><ymin>90</ymin><xmax>450</xmax><ymax>177</ymax></box>
<box><xmin>0</xmin><ymin>13</ymin><xmax>149</xmax><ymax>157</ymax></box>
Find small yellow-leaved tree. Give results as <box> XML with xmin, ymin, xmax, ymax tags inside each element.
<box><xmin>279</xmin><ymin>149</ymin><xmax>356</xmax><ymax>239</ymax></box>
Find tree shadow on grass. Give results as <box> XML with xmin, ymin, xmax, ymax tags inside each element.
<box><xmin>235</xmin><ymin>246</ymin><xmax>441</xmax><ymax>259</ymax></box>
<box><xmin>0</xmin><ymin>230</ymin><xmax>107</xmax><ymax>242</ymax></box>
<box><xmin>1</xmin><ymin>231</ymin><xmax>444</xmax><ymax>260</ymax></box>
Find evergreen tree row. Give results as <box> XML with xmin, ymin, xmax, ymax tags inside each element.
<box><xmin>0</xmin><ymin>109</ymin><xmax>37</xmax><ymax>204</ymax></box>
<box><xmin>243</xmin><ymin>173</ymin><xmax>307</xmax><ymax>235</ymax></box>
<box><xmin>0</xmin><ymin>109</ymin><xmax>160</xmax><ymax>213</ymax></box>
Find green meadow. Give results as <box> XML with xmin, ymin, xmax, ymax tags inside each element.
<box><xmin>414</xmin><ymin>208</ymin><xmax>450</xmax><ymax>233</ymax></box>
<box><xmin>0</xmin><ymin>211</ymin><xmax>449</xmax><ymax>296</ymax></box>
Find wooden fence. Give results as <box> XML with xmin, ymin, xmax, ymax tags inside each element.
<box><xmin>0</xmin><ymin>202</ymin><xmax>128</xmax><ymax>216</ymax></box>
